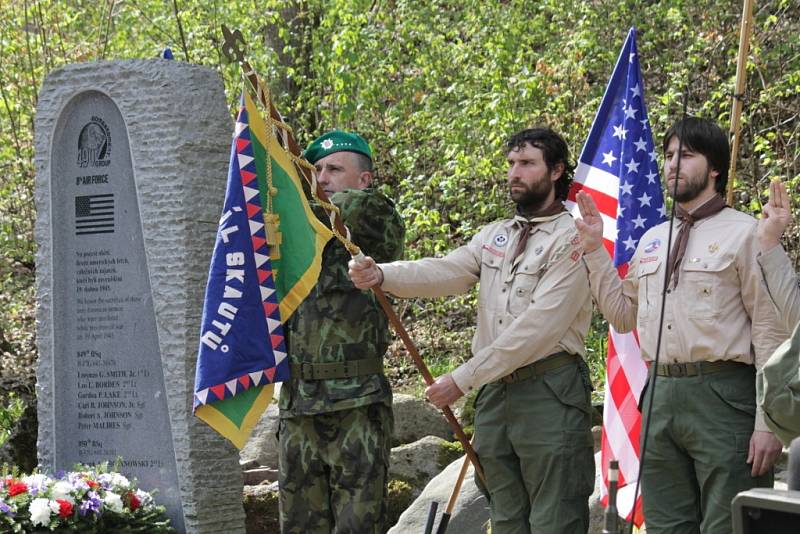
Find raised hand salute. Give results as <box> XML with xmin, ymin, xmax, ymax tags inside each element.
<box><xmin>574</xmin><ymin>190</ymin><xmax>605</xmax><ymax>253</ymax></box>
<box><xmin>758</xmin><ymin>179</ymin><xmax>793</xmax><ymax>253</ymax></box>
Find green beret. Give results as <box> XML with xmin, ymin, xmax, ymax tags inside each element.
<box><xmin>303</xmin><ymin>130</ymin><xmax>372</xmax><ymax>164</ymax></box>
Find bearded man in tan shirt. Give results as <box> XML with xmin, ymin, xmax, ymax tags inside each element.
<box><xmin>575</xmin><ymin>116</ymin><xmax>785</xmax><ymax>534</ymax></box>
<box><xmin>350</xmin><ymin>127</ymin><xmax>594</xmax><ymax>534</ymax></box>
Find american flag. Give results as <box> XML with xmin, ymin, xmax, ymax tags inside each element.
<box><xmin>566</xmin><ymin>28</ymin><xmax>665</xmax><ymax>526</ymax></box>
<box><xmin>75</xmin><ymin>193</ymin><xmax>115</xmax><ymax>235</ymax></box>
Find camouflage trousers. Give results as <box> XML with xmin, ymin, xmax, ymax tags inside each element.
<box><xmin>278</xmin><ymin>403</ymin><xmax>393</xmax><ymax>534</ymax></box>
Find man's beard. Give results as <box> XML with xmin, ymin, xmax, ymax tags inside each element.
<box><xmin>669</xmin><ymin>172</ymin><xmax>710</xmax><ymax>203</ymax></box>
<box><xmin>511</xmin><ymin>179</ymin><xmax>554</xmax><ymax>213</ymax></box>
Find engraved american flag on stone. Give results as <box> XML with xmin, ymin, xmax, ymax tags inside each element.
<box><xmin>75</xmin><ymin>193</ymin><xmax>114</xmax><ymax>235</ymax></box>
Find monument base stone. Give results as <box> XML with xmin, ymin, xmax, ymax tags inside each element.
<box><xmin>35</xmin><ymin>60</ymin><xmax>242</xmax><ymax>533</ymax></box>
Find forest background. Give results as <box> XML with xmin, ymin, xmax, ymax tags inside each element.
<box><xmin>1</xmin><ymin>0</ymin><xmax>799</xmax><ymax>449</ymax></box>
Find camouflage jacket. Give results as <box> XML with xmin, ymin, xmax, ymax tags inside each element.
<box><xmin>279</xmin><ymin>187</ymin><xmax>405</xmax><ymax>417</ymax></box>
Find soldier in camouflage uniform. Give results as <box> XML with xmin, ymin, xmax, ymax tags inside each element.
<box><xmin>278</xmin><ymin>130</ymin><xmax>405</xmax><ymax>534</ymax></box>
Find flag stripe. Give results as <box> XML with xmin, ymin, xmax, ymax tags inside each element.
<box><xmin>569</xmin><ymin>27</ymin><xmax>665</xmax><ymax>527</ymax></box>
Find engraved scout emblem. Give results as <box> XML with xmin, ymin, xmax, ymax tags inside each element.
<box><xmin>708</xmin><ymin>242</ymin><xmax>719</xmax><ymax>254</ymax></box>
<box><xmin>493</xmin><ymin>234</ymin><xmax>508</xmax><ymax>247</ymax></box>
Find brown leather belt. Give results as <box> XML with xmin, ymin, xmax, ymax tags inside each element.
<box><xmin>499</xmin><ymin>351</ymin><xmax>577</xmax><ymax>384</ymax></box>
<box><xmin>653</xmin><ymin>360</ymin><xmax>750</xmax><ymax>378</ymax></box>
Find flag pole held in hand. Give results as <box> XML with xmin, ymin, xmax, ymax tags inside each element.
<box><xmin>221</xmin><ymin>24</ymin><xmax>485</xmax><ymax>486</ymax></box>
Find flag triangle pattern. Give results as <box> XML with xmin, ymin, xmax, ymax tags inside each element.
<box><xmin>193</xmin><ymin>98</ymin><xmax>289</xmax><ymax>411</ymax></box>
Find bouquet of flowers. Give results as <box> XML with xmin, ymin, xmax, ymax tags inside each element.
<box><xmin>0</xmin><ymin>462</ymin><xmax>175</xmax><ymax>533</ymax></box>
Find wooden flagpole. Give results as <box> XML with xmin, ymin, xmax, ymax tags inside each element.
<box><xmin>727</xmin><ymin>0</ymin><xmax>756</xmax><ymax>205</ymax></box>
<box><xmin>435</xmin><ymin>449</ymin><xmax>472</xmax><ymax>533</ymax></box>
<box><xmin>220</xmin><ymin>26</ymin><xmax>485</xmax><ymax>485</ymax></box>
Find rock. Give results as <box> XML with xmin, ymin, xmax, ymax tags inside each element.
<box><xmin>392</xmin><ymin>394</ymin><xmax>452</xmax><ymax>446</ymax></box>
<box><xmin>242</xmin><ymin>482</ymin><xmax>279</xmax><ymax>534</ymax></box>
<box><xmin>240</xmin><ymin>402</ymin><xmax>280</xmax><ymax>469</ymax></box>
<box><xmin>389</xmin><ymin>455</ymin><xmax>489</xmax><ymax>534</ymax></box>
<box><xmin>588</xmin><ymin>451</ymin><xmax>606</xmax><ymax>534</ymax></box>
<box><xmin>243</xmin><ymin>467</ymin><xmax>279</xmax><ymax>485</ymax></box>
<box><xmin>390</xmin><ymin>435</ymin><xmax>462</xmax><ymax>496</ymax></box>
<box><xmin>240</xmin><ymin>459</ymin><xmax>259</xmax><ymax>471</ymax></box>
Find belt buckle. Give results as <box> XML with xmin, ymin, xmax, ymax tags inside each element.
<box><xmin>669</xmin><ymin>363</ymin><xmax>685</xmax><ymax>377</ymax></box>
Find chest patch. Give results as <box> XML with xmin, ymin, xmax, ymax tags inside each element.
<box><xmin>482</xmin><ymin>244</ymin><xmax>505</xmax><ymax>258</ymax></box>
<box><xmin>640</xmin><ymin>256</ymin><xmax>659</xmax><ymax>264</ymax></box>
<box><xmin>643</xmin><ymin>238</ymin><xmax>661</xmax><ymax>254</ymax></box>
<box><xmin>493</xmin><ymin>233</ymin><xmax>509</xmax><ymax>247</ymax></box>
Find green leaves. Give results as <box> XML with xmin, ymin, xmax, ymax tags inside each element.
<box><xmin>0</xmin><ymin>0</ymin><xmax>799</xmax><ymax>401</ymax></box>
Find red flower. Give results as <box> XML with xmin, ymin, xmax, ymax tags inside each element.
<box><xmin>57</xmin><ymin>499</ymin><xmax>74</xmax><ymax>519</ymax></box>
<box><xmin>7</xmin><ymin>481</ymin><xmax>28</xmax><ymax>497</ymax></box>
<box><xmin>85</xmin><ymin>479</ymin><xmax>99</xmax><ymax>489</ymax></box>
<box><xmin>125</xmin><ymin>492</ymin><xmax>141</xmax><ymax>511</ymax></box>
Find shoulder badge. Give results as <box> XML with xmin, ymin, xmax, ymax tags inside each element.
<box><xmin>644</xmin><ymin>238</ymin><xmax>661</xmax><ymax>254</ymax></box>
<box><xmin>493</xmin><ymin>234</ymin><xmax>508</xmax><ymax>247</ymax></box>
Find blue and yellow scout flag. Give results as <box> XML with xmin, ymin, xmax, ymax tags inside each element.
<box><xmin>193</xmin><ymin>88</ymin><xmax>332</xmax><ymax>448</ymax></box>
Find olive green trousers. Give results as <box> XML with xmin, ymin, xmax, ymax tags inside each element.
<box><xmin>473</xmin><ymin>358</ymin><xmax>594</xmax><ymax>534</ymax></box>
<box><xmin>640</xmin><ymin>365</ymin><xmax>773</xmax><ymax>534</ymax></box>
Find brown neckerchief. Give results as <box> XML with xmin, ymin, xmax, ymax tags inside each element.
<box><xmin>667</xmin><ymin>194</ymin><xmax>727</xmax><ymax>288</ymax></box>
<box><xmin>511</xmin><ymin>200</ymin><xmax>566</xmax><ymax>264</ymax></box>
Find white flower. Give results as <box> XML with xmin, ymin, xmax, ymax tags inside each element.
<box><xmin>104</xmin><ymin>492</ymin><xmax>123</xmax><ymax>513</ymax></box>
<box><xmin>50</xmin><ymin>481</ymin><xmax>75</xmax><ymax>503</ymax></box>
<box><xmin>110</xmin><ymin>473</ymin><xmax>130</xmax><ymax>489</ymax></box>
<box><xmin>29</xmin><ymin>498</ymin><xmax>56</xmax><ymax>526</ymax></box>
<box><xmin>22</xmin><ymin>474</ymin><xmax>49</xmax><ymax>496</ymax></box>
<box><xmin>135</xmin><ymin>489</ymin><xmax>154</xmax><ymax>509</ymax></box>
<box><xmin>98</xmin><ymin>472</ymin><xmax>129</xmax><ymax>490</ymax></box>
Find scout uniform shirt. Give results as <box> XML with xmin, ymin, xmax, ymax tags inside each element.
<box><xmin>757</xmin><ymin>244</ymin><xmax>800</xmax><ymax>333</ymax></box>
<box><xmin>583</xmin><ymin>206</ymin><xmax>787</xmax><ymax>431</ymax></box>
<box><xmin>380</xmin><ymin>211</ymin><xmax>591</xmax><ymax>395</ymax></box>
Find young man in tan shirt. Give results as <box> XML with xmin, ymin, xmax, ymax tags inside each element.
<box><xmin>575</xmin><ymin>116</ymin><xmax>785</xmax><ymax>534</ymax></box>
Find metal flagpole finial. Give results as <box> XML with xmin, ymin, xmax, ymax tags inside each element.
<box><xmin>221</xmin><ymin>25</ymin><xmax>246</xmax><ymax>64</ymax></box>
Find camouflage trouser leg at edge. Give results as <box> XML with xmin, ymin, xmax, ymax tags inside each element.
<box><xmin>640</xmin><ymin>365</ymin><xmax>773</xmax><ymax>534</ymax></box>
<box><xmin>278</xmin><ymin>403</ymin><xmax>392</xmax><ymax>534</ymax></box>
<box><xmin>473</xmin><ymin>359</ymin><xmax>595</xmax><ymax>534</ymax></box>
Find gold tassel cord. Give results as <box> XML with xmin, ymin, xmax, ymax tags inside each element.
<box><xmin>221</xmin><ymin>25</ymin><xmax>486</xmax><ymax>485</ymax></box>
<box><xmin>239</xmin><ymin>68</ymin><xmax>361</xmax><ymax>257</ymax></box>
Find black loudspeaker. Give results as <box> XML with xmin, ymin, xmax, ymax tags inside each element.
<box><xmin>732</xmin><ymin>437</ymin><xmax>800</xmax><ymax>533</ymax></box>
<box><xmin>732</xmin><ymin>488</ymin><xmax>800</xmax><ymax>533</ymax></box>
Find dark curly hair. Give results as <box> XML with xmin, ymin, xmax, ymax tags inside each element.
<box><xmin>506</xmin><ymin>127</ymin><xmax>575</xmax><ymax>201</ymax></box>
